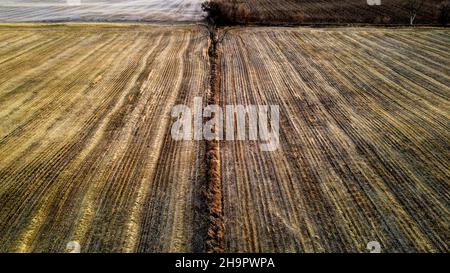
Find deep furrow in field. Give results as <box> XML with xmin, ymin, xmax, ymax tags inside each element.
<box><xmin>203</xmin><ymin>25</ymin><xmax>224</xmax><ymax>253</ymax></box>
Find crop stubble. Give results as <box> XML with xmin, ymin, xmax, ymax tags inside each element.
<box><xmin>0</xmin><ymin>24</ymin><xmax>210</xmax><ymax>252</ymax></box>
<box><xmin>0</xmin><ymin>24</ymin><xmax>448</xmax><ymax>253</ymax></box>
<box><xmin>219</xmin><ymin>27</ymin><xmax>449</xmax><ymax>252</ymax></box>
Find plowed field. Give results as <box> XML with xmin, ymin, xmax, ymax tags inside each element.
<box><xmin>224</xmin><ymin>0</ymin><xmax>443</xmax><ymax>24</ymax></box>
<box><xmin>0</xmin><ymin>24</ymin><xmax>448</xmax><ymax>253</ymax></box>
<box><xmin>0</xmin><ymin>24</ymin><xmax>210</xmax><ymax>252</ymax></box>
<box><xmin>219</xmin><ymin>27</ymin><xmax>450</xmax><ymax>252</ymax></box>
<box><xmin>0</xmin><ymin>0</ymin><xmax>204</xmax><ymax>23</ymax></box>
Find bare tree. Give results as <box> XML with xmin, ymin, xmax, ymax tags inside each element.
<box><xmin>405</xmin><ymin>0</ymin><xmax>424</xmax><ymax>25</ymax></box>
